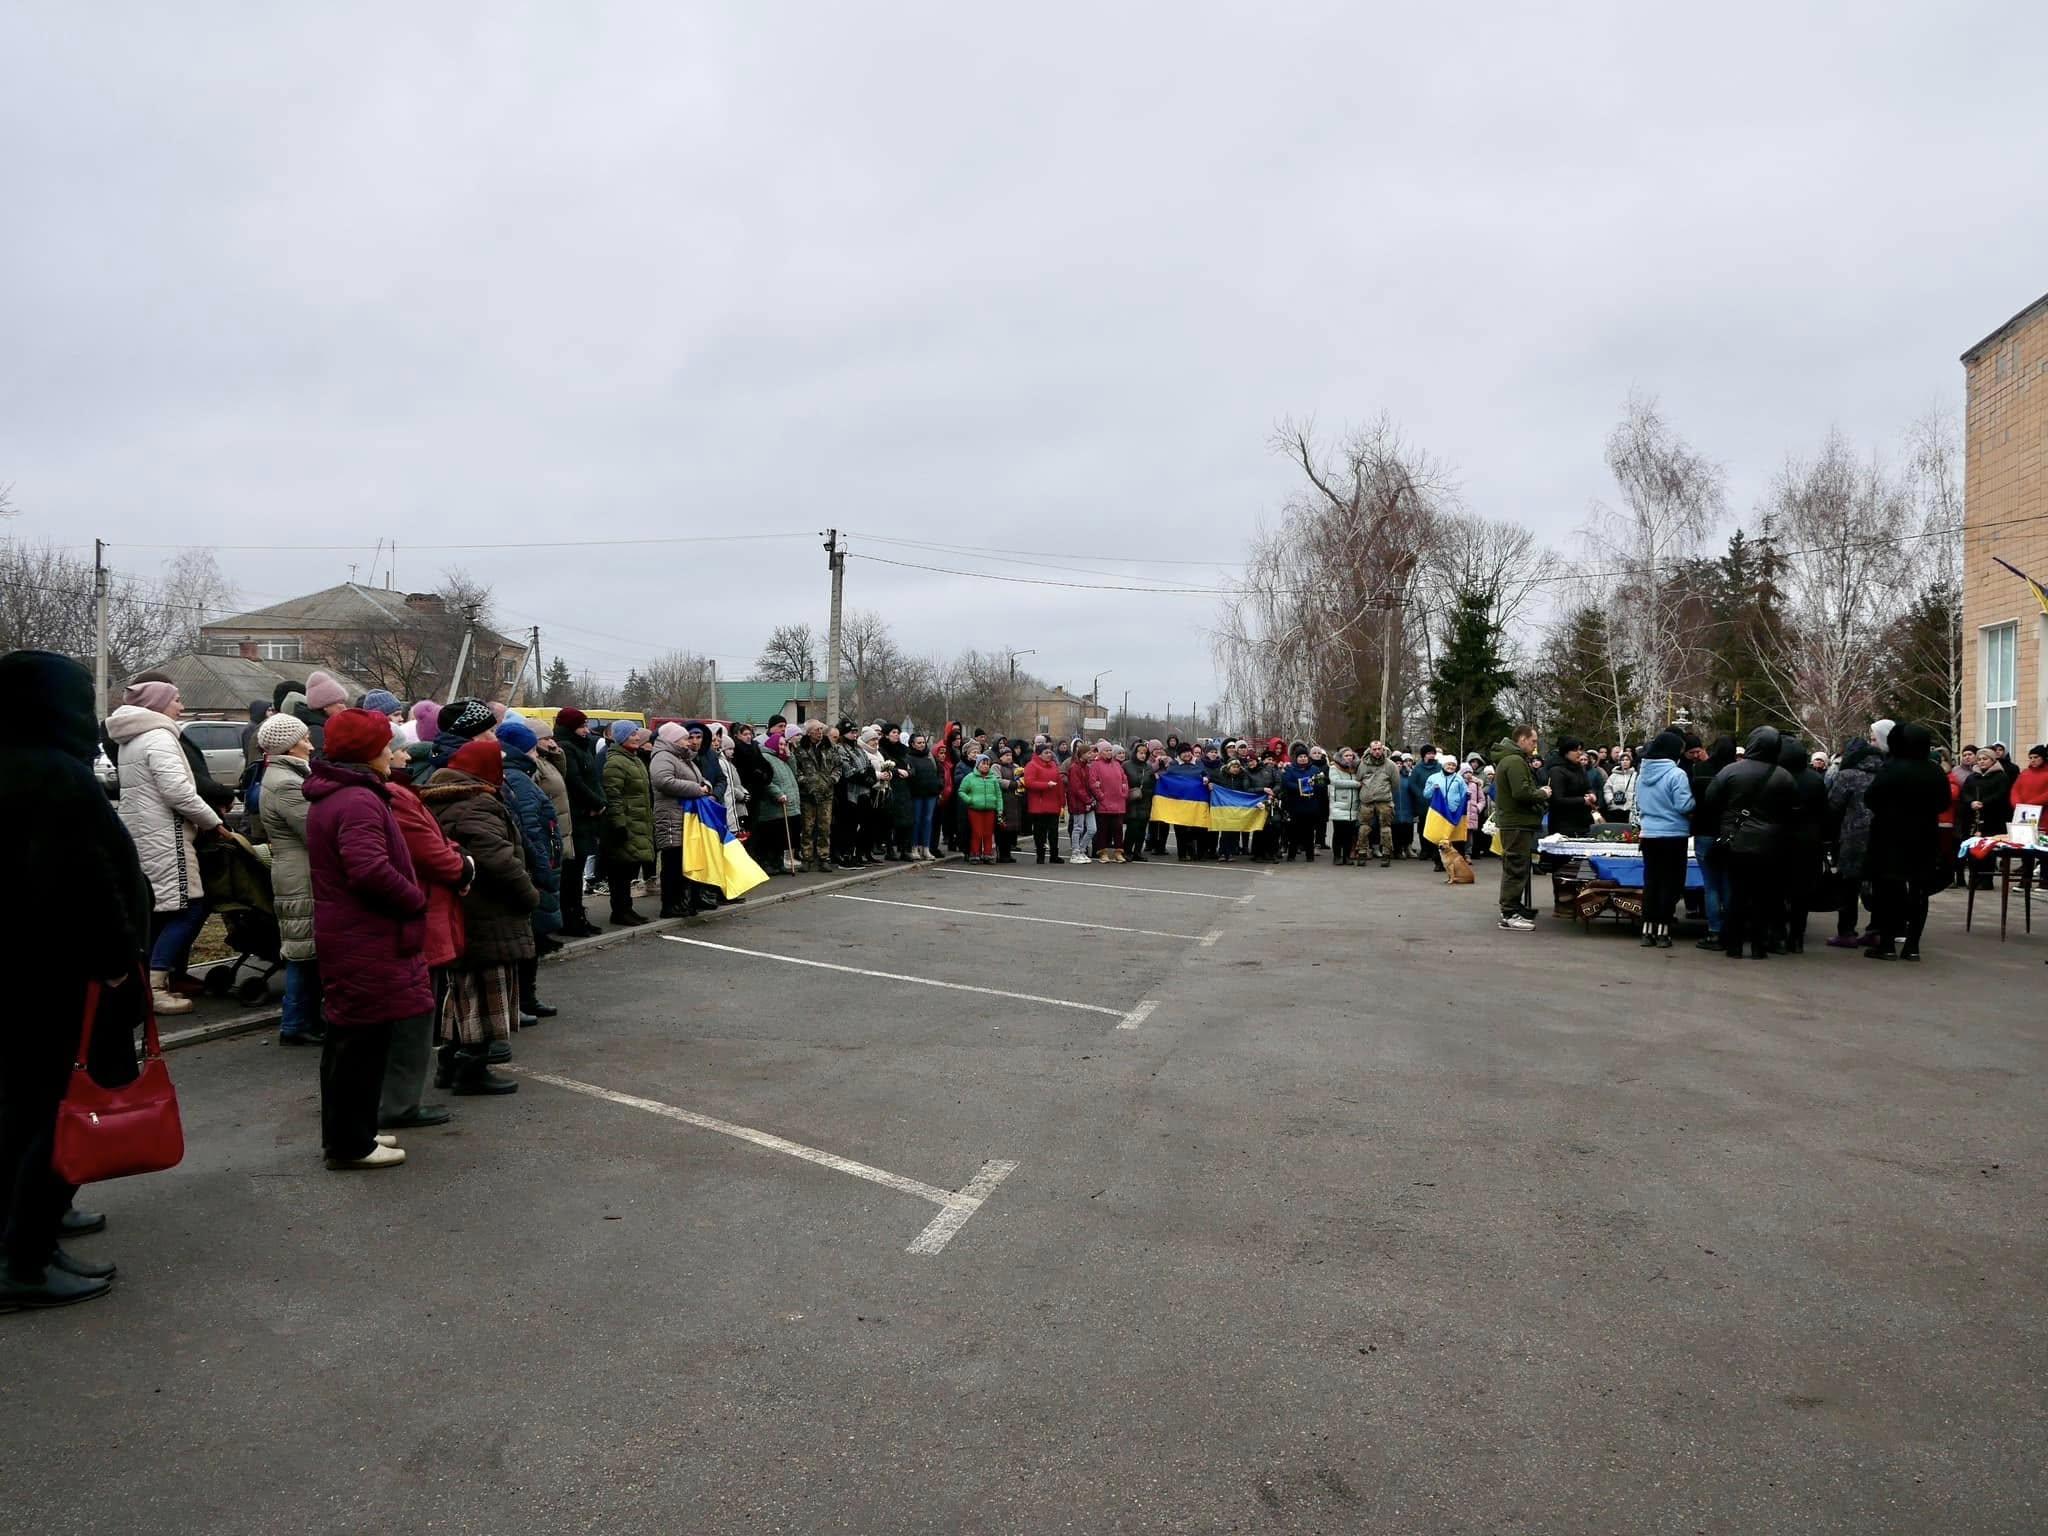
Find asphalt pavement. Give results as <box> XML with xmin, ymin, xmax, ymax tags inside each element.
<box><xmin>4</xmin><ymin>851</ymin><xmax>2043</xmax><ymax>1535</ymax></box>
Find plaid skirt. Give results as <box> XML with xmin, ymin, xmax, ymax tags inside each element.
<box><xmin>435</xmin><ymin>962</ymin><xmax>521</xmax><ymax>1045</ymax></box>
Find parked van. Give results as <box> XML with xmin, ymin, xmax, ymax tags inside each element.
<box><xmin>516</xmin><ymin>707</ymin><xmax>648</xmax><ymax>736</ymax></box>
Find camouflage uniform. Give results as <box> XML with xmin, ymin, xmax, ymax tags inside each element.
<box><xmin>791</xmin><ymin>733</ymin><xmax>838</xmax><ymax>870</ymax></box>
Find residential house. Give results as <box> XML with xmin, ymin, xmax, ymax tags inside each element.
<box><xmin>200</xmin><ymin>582</ymin><xmax>527</xmax><ymax>702</ymax></box>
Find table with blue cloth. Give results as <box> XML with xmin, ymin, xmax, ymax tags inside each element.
<box><xmin>1551</xmin><ymin>853</ymin><xmax>1706</xmax><ymax>929</ymax></box>
<box><xmin>1585</xmin><ymin>855</ymin><xmax>1706</xmax><ymax>891</ymax></box>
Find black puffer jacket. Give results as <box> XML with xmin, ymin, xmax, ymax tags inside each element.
<box><xmin>1701</xmin><ymin>726</ymin><xmax>1798</xmax><ymax>854</ymax></box>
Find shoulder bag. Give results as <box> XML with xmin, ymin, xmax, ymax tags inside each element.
<box><xmin>52</xmin><ymin>969</ymin><xmax>186</xmax><ymax>1185</ymax></box>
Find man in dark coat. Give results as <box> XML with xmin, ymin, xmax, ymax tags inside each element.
<box><xmin>552</xmin><ymin>706</ymin><xmax>605</xmax><ymax>935</ymax></box>
<box><xmin>0</xmin><ymin>651</ymin><xmax>149</xmax><ymax>1309</ymax></box>
<box><xmin>1863</xmin><ymin>722</ymin><xmax>1952</xmax><ymax>961</ymax></box>
<box><xmin>1701</xmin><ymin>726</ymin><xmax>1798</xmax><ymax>959</ymax></box>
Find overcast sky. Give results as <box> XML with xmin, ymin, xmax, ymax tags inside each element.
<box><xmin>4</xmin><ymin>3</ymin><xmax>2043</xmax><ymax>717</ymax></box>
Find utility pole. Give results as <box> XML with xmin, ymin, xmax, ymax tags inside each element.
<box><xmin>93</xmin><ymin>537</ymin><xmax>111</xmax><ymax>722</ymax></box>
<box><xmin>708</xmin><ymin>658</ymin><xmax>718</xmax><ymax>720</ymax></box>
<box><xmin>530</xmin><ymin>625</ymin><xmax>544</xmax><ymax>703</ymax></box>
<box><xmin>1121</xmin><ymin>688</ymin><xmax>1129</xmax><ymax>733</ymax></box>
<box><xmin>824</xmin><ymin>529</ymin><xmax>845</xmax><ymax>723</ymax></box>
<box><xmin>448</xmin><ymin>603</ymin><xmax>479</xmax><ymax>698</ymax></box>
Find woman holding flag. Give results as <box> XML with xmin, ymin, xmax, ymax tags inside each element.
<box><xmin>1422</xmin><ymin>753</ymin><xmax>1472</xmax><ymax>876</ymax></box>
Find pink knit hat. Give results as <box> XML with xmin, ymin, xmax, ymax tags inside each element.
<box><xmin>302</xmin><ymin>670</ymin><xmax>348</xmax><ymax>711</ymax></box>
<box><xmin>123</xmin><ymin>679</ymin><xmax>177</xmax><ymax>713</ymax></box>
<box><xmin>411</xmin><ymin>700</ymin><xmax>442</xmax><ymax>741</ymax></box>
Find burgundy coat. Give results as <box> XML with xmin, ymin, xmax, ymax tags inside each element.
<box><xmin>302</xmin><ymin>759</ymin><xmax>432</xmax><ymax>1028</ymax></box>
<box><xmin>388</xmin><ymin>780</ymin><xmax>471</xmax><ymax>969</ymax></box>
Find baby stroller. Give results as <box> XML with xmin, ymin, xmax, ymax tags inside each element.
<box><xmin>197</xmin><ymin>829</ymin><xmax>283</xmax><ymax>1006</ymax></box>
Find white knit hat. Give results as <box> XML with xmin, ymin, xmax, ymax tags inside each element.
<box><xmin>256</xmin><ymin>713</ymin><xmax>310</xmax><ymax>755</ymax></box>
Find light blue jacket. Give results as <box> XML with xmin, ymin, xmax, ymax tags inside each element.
<box><xmin>1633</xmin><ymin>756</ymin><xmax>1696</xmax><ymax>838</ymax></box>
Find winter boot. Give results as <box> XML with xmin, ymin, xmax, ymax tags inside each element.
<box><xmin>451</xmin><ymin>1048</ymin><xmax>520</xmax><ymax>1096</ymax></box>
<box><xmin>149</xmin><ymin>970</ymin><xmax>193</xmax><ymax>1015</ymax></box>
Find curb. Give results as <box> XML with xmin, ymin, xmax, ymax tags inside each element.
<box><xmin>160</xmin><ymin>853</ymin><xmax>952</xmax><ymax>1053</ymax></box>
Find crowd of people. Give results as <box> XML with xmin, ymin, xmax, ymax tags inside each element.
<box><xmin>0</xmin><ymin>640</ymin><xmax>1984</xmax><ymax>1310</ymax></box>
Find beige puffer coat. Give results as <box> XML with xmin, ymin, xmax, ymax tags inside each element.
<box><xmin>648</xmin><ymin>737</ymin><xmax>711</xmax><ymax>851</ymax></box>
<box><xmin>258</xmin><ymin>754</ymin><xmax>316</xmax><ymax>961</ymax></box>
<box><xmin>107</xmin><ymin>706</ymin><xmax>223</xmax><ymax>912</ymax></box>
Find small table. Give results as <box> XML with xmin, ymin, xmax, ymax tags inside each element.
<box><xmin>1963</xmin><ymin>843</ymin><xmax>2041</xmax><ymax>940</ymax></box>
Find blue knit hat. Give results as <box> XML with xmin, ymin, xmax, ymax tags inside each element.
<box><xmin>610</xmin><ymin>719</ymin><xmax>640</xmax><ymax>745</ymax></box>
<box><xmin>497</xmin><ymin>719</ymin><xmax>538</xmax><ymax>754</ymax></box>
<box><xmin>362</xmin><ymin>688</ymin><xmax>401</xmax><ymax>717</ymax></box>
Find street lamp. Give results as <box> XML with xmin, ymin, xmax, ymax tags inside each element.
<box><xmin>1006</xmin><ymin>647</ymin><xmax>1036</xmax><ymax>682</ymax></box>
<box><xmin>1092</xmin><ymin>669</ymin><xmax>1112</xmax><ymax>702</ymax></box>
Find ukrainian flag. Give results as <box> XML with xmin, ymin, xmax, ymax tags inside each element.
<box><xmin>681</xmin><ymin>796</ymin><xmax>769</xmax><ymax>899</ymax></box>
<box><xmin>1151</xmin><ymin>766</ymin><xmax>1212</xmax><ymax>829</ymax></box>
<box><xmin>1422</xmin><ymin>775</ymin><xmax>1469</xmax><ymax>846</ymax></box>
<box><xmin>1208</xmin><ymin>784</ymin><xmax>1268</xmax><ymax>834</ymax></box>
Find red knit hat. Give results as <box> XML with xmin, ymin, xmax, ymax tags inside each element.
<box><xmin>556</xmin><ymin>706</ymin><xmax>588</xmax><ymax>734</ymax></box>
<box><xmin>449</xmin><ymin>737</ymin><xmax>504</xmax><ymax>785</ymax></box>
<box><xmin>322</xmin><ymin>707</ymin><xmax>393</xmax><ymax>764</ymax></box>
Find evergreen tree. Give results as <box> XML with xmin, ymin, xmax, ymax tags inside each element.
<box><xmin>1427</xmin><ymin>590</ymin><xmax>1515</xmax><ymax>759</ymax></box>
<box><xmin>618</xmin><ymin>668</ymin><xmax>654</xmax><ymax>712</ymax></box>
<box><xmin>1529</xmin><ymin>606</ymin><xmax>1636</xmax><ymax>745</ymax></box>
<box><xmin>542</xmin><ymin>656</ymin><xmax>575</xmax><ymax>706</ymax></box>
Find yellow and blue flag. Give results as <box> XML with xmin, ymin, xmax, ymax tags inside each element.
<box><xmin>1208</xmin><ymin>784</ymin><xmax>1268</xmax><ymax>834</ymax></box>
<box><xmin>681</xmin><ymin>797</ymin><xmax>769</xmax><ymax>899</ymax></box>
<box><xmin>1422</xmin><ymin>773</ymin><xmax>1469</xmax><ymax>846</ymax></box>
<box><xmin>1152</xmin><ymin>766</ymin><xmax>1213</xmax><ymax>828</ymax></box>
<box><xmin>1150</xmin><ymin>767</ymin><xmax>1270</xmax><ymax>832</ymax></box>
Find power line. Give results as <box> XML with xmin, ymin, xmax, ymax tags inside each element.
<box><xmin>845</xmin><ymin>551</ymin><xmax>1241</xmax><ymax>594</ymax></box>
<box><xmin>847</xmin><ymin>531</ymin><xmax>1242</xmax><ymax>570</ymax></box>
<box><xmin>104</xmin><ymin>532</ymin><xmax>813</xmax><ymax>553</ymax></box>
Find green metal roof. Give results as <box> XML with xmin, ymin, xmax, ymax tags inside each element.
<box><xmin>713</xmin><ymin>679</ymin><xmax>824</xmax><ymax>724</ymax></box>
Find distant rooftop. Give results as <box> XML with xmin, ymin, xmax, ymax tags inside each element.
<box><xmin>204</xmin><ymin>581</ymin><xmax>518</xmax><ymax>649</ymax></box>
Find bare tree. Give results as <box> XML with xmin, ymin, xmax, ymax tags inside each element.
<box><xmin>756</xmin><ymin>622</ymin><xmax>819</xmax><ymax>683</ymax></box>
<box><xmin>158</xmin><ymin>547</ymin><xmax>239</xmax><ymax>653</ymax></box>
<box><xmin>1751</xmin><ymin>430</ymin><xmax>1912</xmax><ymax>749</ymax></box>
<box><xmin>0</xmin><ymin>537</ymin><xmax>184</xmax><ymax>683</ymax></box>
<box><xmin>642</xmin><ymin>649</ymin><xmax>715</xmax><ymax>716</ymax></box>
<box><xmin>572</xmin><ymin>669</ymin><xmax>621</xmax><ymax>710</ymax></box>
<box><xmin>1900</xmin><ymin>409</ymin><xmax>1964</xmax><ymax>745</ymax></box>
<box><xmin>1215</xmin><ymin>415</ymin><xmax>1451</xmax><ymax>743</ymax></box>
<box><xmin>1580</xmin><ymin>393</ymin><xmax>1727</xmax><ymax>732</ymax></box>
<box><xmin>838</xmin><ymin>608</ymin><xmax>904</xmax><ymax>721</ymax></box>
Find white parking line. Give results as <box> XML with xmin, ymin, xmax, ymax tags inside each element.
<box><xmin>907</xmin><ymin>1158</ymin><xmax>1020</xmax><ymax>1256</ymax></box>
<box><xmin>508</xmin><ymin>1068</ymin><xmax>1018</xmax><ymax>1256</ymax></box>
<box><xmin>828</xmin><ymin>892</ymin><xmax>1203</xmax><ymax>940</ymax></box>
<box><xmin>930</xmin><ymin>868</ymin><xmax>1245</xmax><ymax>901</ymax></box>
<box><xmin>663</xmin><ymin>935</ymin><xmax>1126</xmax><ymax>1017</ymax></box>
<box><xmin>1118</xmin><ymin>998</ymin><xmax>1159</xmax><ymax>1031</ymax></box>
<box><xmin>1198</xmin><ymin>928</ymin><xmax>1223</xmax><ymax>946</ymax></box>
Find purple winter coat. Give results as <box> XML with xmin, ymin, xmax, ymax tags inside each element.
<box><xmin>303</xmin><ymin>758</ymin><xmax>432</xmax><ymax>1028</ymax></box>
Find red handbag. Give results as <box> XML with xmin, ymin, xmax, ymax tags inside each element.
<box><xmin>51</xmin><ymin>970</ymin><xmax>186</xmax><ymax>1184</ymax></box>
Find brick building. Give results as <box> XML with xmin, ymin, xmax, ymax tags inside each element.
<box><xmin>199</xmin><ymin>582</ymin><xmax>527</xmax><ymax>702</ymax></box>
<box><xmin>1961</xmin><ymin>293</ymin><xmax>2048</xmax><ymax>752</ymax></box>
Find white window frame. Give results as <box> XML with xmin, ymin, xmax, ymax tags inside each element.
<box><xmin>1982</xmin><ymin>620</ymin><xmax>2018</xmax><ymax>750</ymax></box>
<box><xmin>253</xmin><ymin>638</ymin><xmax>301</xmax><ymax>661</ymax></box>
